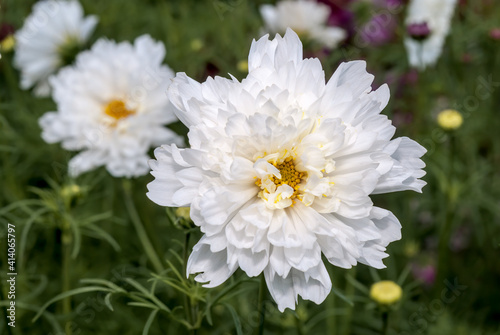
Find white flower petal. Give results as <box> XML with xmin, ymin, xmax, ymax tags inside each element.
<box><xmin>187</xmin><ymin>240</ymin><xmax>236</xmax><ymax>288</ymax></box>
<box><xmin>373</xmin><ymin>137</ymin><xmax>427</xmax><ymax>194</ymax></box>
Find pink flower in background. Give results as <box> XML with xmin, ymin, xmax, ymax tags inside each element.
<box><xmin>489</xmin><ymin>28</ymin><xmax>500</xmax><ymax>40</ymax></box>
<box><xmin>412</xmin><ymin>263</ymin><xmax>436</xmax><ymax>286</ymax></box>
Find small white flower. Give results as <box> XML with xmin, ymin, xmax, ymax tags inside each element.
<box><xmin>147</xmin><ymin>29</ymin><xmax>426</xmax><ymax>312</ymax></box>
<box><xmin>404</xmin><ymin>0</ymin><xmax>457</xmax><ymax>70</ymax></box>
<box><xmin>39</xmin><ymin>35</ymin><xmax>183</xmax><ymax>178</ymax></box>
<box><xmin>260</xmin><ymin>0</ymin><xmax>346</xmax><ymax>49</ymax></box>
<box><xmin>14</xmin><ymin>0</ymin><xmax>98</xmax><ymax>96</ymax></box>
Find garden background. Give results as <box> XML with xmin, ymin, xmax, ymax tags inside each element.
<box><xmin>1</xmin><ymin>0</ymin><xmax>500</xmax><ymax>334</ymax></box>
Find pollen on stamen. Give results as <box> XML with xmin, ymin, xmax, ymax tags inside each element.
<box><xmin>256</xmin><ymin>156</ymin><xmax>306</xmax><ymax>206</ymax></box>
<box><xmin>104</xmin><ymin>100</ymin><xmax>135</xmax><ymax>121</ymax></box>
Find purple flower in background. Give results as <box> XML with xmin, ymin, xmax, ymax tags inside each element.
<box><xmin>450</xmin><ymin>226</ymin><xmax>471</xmax><ymax>252</ymax></box>
<box><xmin>489</xmin><ymin>28</ymin><xmax>500</xmax><ymax>40</ymax></box>
<box><xmin>317</xmin><ymin>0</ymin><xmax>355</xmax><ymax>38</ymax></box>
<box><xmin>0</xmin><ymin>24</ymin><xmax>15</xmax><ymax>41</ymax></box>
<box><xmin>407</xmin><ymin>22</ymin><xmax>431</xmax><ymax>41</ymax></box>
<box><xmin>412</xmin><ymin>263</ymin><xmax>436</xmax><ymax>287</ymax></box>
<box><xmin>360</xmin><ymin>13</ymin><xmax>397</xmax><ymax>46</ymax></box>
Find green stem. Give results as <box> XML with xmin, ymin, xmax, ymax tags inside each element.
<box><xmin>381</xmin><ymin>311</ymin><xmax>389</xmax><ymax>335</ymax></box>
<box><xmin>61</xmin><ymin>223</ymin><xmax>72</xmax><ymax>335</ymax></box>
<box><xmin>256</xmin><ymin>275</ymin><xmax>266</xmax><ymax>335</ymax></box>
<box><xmin>437</xmin><ymin>134</ymin><xmax>456</xmax><ymax>285</ymax></box>
<box><xmin>182</xmin><ymin>232</ymin><xmax>193</xmax><ymax>330</ymax></box>
<box><xmin>326</xmin><ymin>268</ymin><xmax>336</xmax><ymax>333</ymax></box>
<box><xmin>341</xmin><ymin>267</ymin><xmax>357</xmax><ymax>335</ymax></box>
<box><xmin>122</xmin><ymin>179</ymin><xmax>163</xmax><ymax>274</ymax></box>
<box><xmin>295</xmin><ymin>314</ymin><xmax>305</xmax><ymax>335</ymax></box>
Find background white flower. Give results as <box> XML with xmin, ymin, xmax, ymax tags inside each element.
<box><xmin>14</xmin><ymin>0</ymin><xmax>98</xmax><ymax>96</ymax></box>
<box><xmin>147</xmin><ymin>29</ymin><xmax>426</xmax><ymax>311</ymax></box>
<box><xmin>39</xmin><ymin>34</ymin><xmax>183</xmax><ymax>177</ymax></box>
<box><xmin>260</xmin><ymin>0</ymin><xmax>346</xmax><ymax>49</ymax></box>
<box><xmin>404</xmin><ymin>0</ymin><xmax>457</xmax><ymax>70</ymax></box>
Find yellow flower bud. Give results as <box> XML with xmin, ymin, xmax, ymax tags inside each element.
<box><xmin>175</xmin><ymin>207</ymin><xmax>191</xmax><ymax>221</ymax></box>
<box><xmin>370</xmin><ymin>280</ymin><xmax>402</xmax><ymax>305</ymax></box>
<box><xmin>437</xmin><ymin>109</ymin><xmax>463</xmax><ymax>130</ymax></box>
<box><xmin>0</xmin><ymin>35</ymin><xmax>15</xmax><ymax>52</ymax></box>
<box><xmin>237</xmin><ymin>60</ymin><xmax>248</xmax><ymax>73</ymax></box>
<box><xmin>404</xmin><ymin>240</ymin><xmax>419</xmax><ymax>258</ymax></box>
<box><xmin>190</xmin><ymin>39</ymin><xmax>203</xmax><ymax>52</ymax></box>
<box><xmin>60</xmin><ymin>184</ymin><xmax>81</xmax><ymax>199</ymax></box>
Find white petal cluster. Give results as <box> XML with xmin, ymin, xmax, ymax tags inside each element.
<box><xmin>39</xmin><ymin>35</ymin><xmax>183</xmax><ymax>177</ymax></box>
<box><xmin>260</xmin><ymin>0</ymin><xmax>346</xmax><ymax>49</ymax></box>
<box><xmin>404</xmin><ymin>0</ymin><xmax>457</xmax><ymax>70</ymax></box>
<box><xmin>14</xmin><ymin>0</ymin><xmax>98</xmax><ymax>96</ymax></box>
<box><xmin>148</xmin><ymin>29</ymin><xmax>426</xmax><ymax>311</ymax></box>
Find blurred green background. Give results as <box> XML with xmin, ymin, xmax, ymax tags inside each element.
<box><xmin>1</xmin><ymin>0</ymin><xmax>500</xmax><ymax>334</ymax></box>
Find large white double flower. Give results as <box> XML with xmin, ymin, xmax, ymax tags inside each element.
<box><xmin>40</xmin><ymin>35</ymin><xmax>183</xmax><ymax>177</ymax></box>
<box><xmin>14</xmin><ymin>0</ymin><xmax>98</xmax><ymax>96</ymax></box>
<box><xmin>148</xmin><ymin>29</ymin><xmax>426</xmax><ymax>311</ymax></box>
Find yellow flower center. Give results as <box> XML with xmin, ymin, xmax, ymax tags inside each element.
<box><xmin>270</xmin><ymin>158</ymin><xmax>304</xmax><ymax>196</ymax></box>
<box><xmin>255</xmin><ymin>156</ymin><xmax>306</xmax><ymax>207</ymax></box>
<box><xmin>104</xmin><ymin>100</ymin><xmax>135</xmax><ymax>121</ymax></box>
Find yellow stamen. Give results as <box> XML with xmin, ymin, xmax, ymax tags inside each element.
<box><xmin>104</xmin><ymin>100</ymin><xmax>135</xmax><ymax>120</ymax></box>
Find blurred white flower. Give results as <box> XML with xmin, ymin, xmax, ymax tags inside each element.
<box><xmin>147</xmin><ymin>29</ymin><xmax>426</xmax><ymax>312</ymax></box>
<box><xmin>404</xmin><ymin>0</ymin><xmax>457</xmax><ymax>70</ymax></box>
<box><xmin>260</xmin><ymin>0</ymin><xmax>346</xmax><ymax>49</ymax></box>
<box><xmin>39</xmin><ymin>35</ymin><xmax>183</xmax><ymax>177</ymax></box>
<box><xmin>14</xmin><ymin>0</ymin><xmax>98</xmax><ymax>96</ymax></box>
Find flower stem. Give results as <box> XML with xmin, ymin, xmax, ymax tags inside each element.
<box><xmin>437</xmin><ymin>134</ymin><xmax>456</xmax><ymax>284</ymax></box>
<box><xmin>122</xmin><ymin>179</ymin><xmax>163</xmax><ymax>273</ymax></box>
<box><xmin>341</xmin><ymin>267</ymin><xmax>357</xmax><ymax>335</ymax></box>
<box><xmin>61</xmin><ymin>222</ymin><xmax>72</xmax><ymax>335</ymax></box>
<box><xmin>182</xmin><ymin>232</ymin><xmax>194</xmax><ymax>329</ymax></box>
<box><xmin>381</xmin><ymin>311</ymin><xmax>389</xmax><ymax>335</ymax></box>
<box><xmin>256</xmin><ymin>275</ymin><xmax>266</xmax><ymax>335</ymax></box>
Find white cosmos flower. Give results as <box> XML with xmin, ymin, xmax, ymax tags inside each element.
<box><xmin>147</xmin><ymin>29</ymin><xmax>426</xmax><ymax>312</ymax></box>
<box><xmin>14</xmin><ymin>0</ymin><xmax>98</xmax><ymax>97</ymax></box>
<box><xmin>39</xmin><ymin>34</ymin><xmax>183</xmax><ymax>178</ymax></box>
<box><xmin>404</xmin><ymin>0</ymin><xmax>457</xmax><ymax>70</ymax></box>
<box><xmin>260</xmin><ymin>0</ymin><xmax>346</xmax><ymax>49</ymax></box>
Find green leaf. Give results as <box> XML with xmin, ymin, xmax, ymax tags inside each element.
<box><xmin>19</xmin><ymin>207</ymin><xmax>50</xmax><ymax>269</ymax></box>
<box><xmin>205</xmin><ymin>277</ymin><xmax>256</xmax><ymax>325</ymax></box>
<box><xmin>80</xmin><ymin>278</ymin><xmax>125</xmax><ymax>293</ymax></box>
<box><xmin>330</xmin><ymin>285</ymin><xmax>354</xmax><ymax>307</ymax></box>
<box><xmin>128</xmin><ymin>302</ymin><xmax>160</xmax><ymax>310</ymax></box>
<box><xmin>142</xmin><ymin>309</ymin><xmax>159</xmax><ymax>335</ymax></box>
<box><xmin>32</xmin><ymin>286</ymin><xmax>111</xmax><ymax>322</ymax></box>
<box><xmin>222</xmin><ymin>303</ymin><xmax>243</xmax><ymax>335</ymax></box>
<box><xmin>81</xmin><ymin>223</ymin><xmax>121</xmax><ymax>251</ymax></box>
<box><xmin>345</xmin><ymin>274</ymin><xmax>369</xmax><ymax>294</ymax></box>
<box><xmin>397</xmin><ymin>264</ymin><xmax>412</xmax><ymax>286</ymax></box>
<box><xmin>104</xmin><ymin>292</ymin><xmax>115</xmax><ymax>312</ymax></box>
<box><xmin>67</xmin><ymin>214</ymin><xmax>82</xmax><ymax>258</ymax></box>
